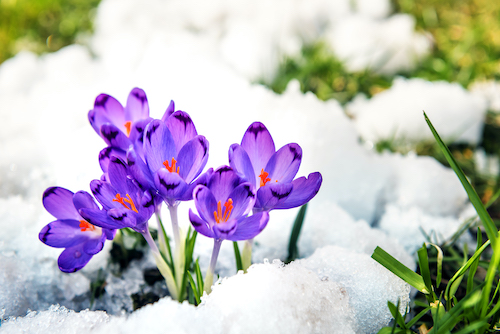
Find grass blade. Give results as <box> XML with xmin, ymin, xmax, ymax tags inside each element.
<box><xmin>372</xmin><ymin>246</ymin><xmax>428</xmax><ymax>294</ymax></box>
<box><xmin>424</xmin><ymin>112</ymin><xmax>497</xmax><ymax>245</ymax></box>
<box><xmin>233</xmin><ymin>242</ymin><xmax>243</xmax><ymax>272</ymax></box>
<box><xmin>287</xmin><ymin>204</ymin><xmax>308</xmax><ymax>263</ymax></box>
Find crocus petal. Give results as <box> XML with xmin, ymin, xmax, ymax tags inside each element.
<box><xmin>227</xmin><ymin>211</ymin><xmax>269</xmax><ymax>241</ymax></box>
<box><xmin>178</xmin><ymin>168</ymin><xmax>214</xmax><ymax>201</ymax></box>
<box><xmin>208</xmin><ymin>166</ymin><xmax>243</xmax><ymax>201</ymax></box>
<box><xmin>165</xmin><ymin>111</ymin><xmax>198</xmax><ymax>154</ymax></box>
<box><xmin>161</xmin><ymin>100</ymin><xmax>176</xmax><ymax>122</ymax></box>
<box><xmin>226</xmin><ymin>182</ymin><xmax>256</xmax><ymax>219</ymax></box>
<box><xmin>99</xmin><ymin>147</ymin><xmax>126</xmax><ymax>174</ymax></box>
<box><xmin>83</xmin><ymin>237</ymin><xmax>105</xmax><ymax>255</ymax></box>
<box><xmin>255</xmin><ymin>182</ymin><xmax>294</xmax><ymax>211</ymax></box>
<box><xmin>213</xmin><ymin>218</ymin><xmax>238</xmax><ymax>240</ymax></box>
<box><xmin>228</xmin><ymin>144</ymin><xmax>257</xmax><ymax>187</ymax></box>
<box><xmin>58</xmin><ymin>244</ymin><xmax>93</xmax><ymax>273</ymax></box>
<box><xmin>154</xmin><ymin>169</ymin><xmax>189</xmax><ymax>204</ymax></box>
<box><xmin>108</xmin><ymin>208</ymin><xmax>141</xmax><ymax>231</ymax></box>
<box><xmin>100</xmin><ymin>123</ymin><xmax>133</xmax><ymax>151</ymax></box>
<box><xmin>240</xmin><ymin>122</ymin><xmax>275</xmax><ymax>178</ymax></box>
<box><xmin>89</xmin><ymin>94</ymin><xmax>125</xmax><ymax>135</ymax></box>
<box><xmin>80</xmin><ymin>208</ymin><xmax>126</xmax><ymax>230</ymax></box>
<box><xmin>192</xmin><ymin>185</ymin><xmax>218</xmax><ymax>224</ymax></box>
<box><xmin>176</xmin><ymin>135</ymin><xmax>209</xmax><ymax>183</ymax></box>
<box><xmin>90</xmin><ymin>180</ymin><xmax>120</xmax><ymax>210</ymax></box>
<box><xmin>144</xmin><ymin>120</ymin><xmax>176</xmax><ymax>174</ymax></box>
<box><xmin>265</xmin><ymin>143</ymin><xmax>302</xmax><ymax>184</ymax></box>
<box><xmin>107</xmin><ymin>156</ymin><xmax>131</xmax><ymax>194</ymax></box>
<box><xmin>124</xmin><ymin>87</ymin><xmax>149</xmax><ymax>121</ymax></box>
<box><xmin>43</xmin><ymin>187</ymin><xmax>80</xmax><ymax>220</ymax></box>
<box><xmin>73</xmin><ymin>191</ymin><xmax>99</xmax><ymax>212</ymax></box>
<box><xmin>128</xmin><ymin>118</ymin><xmax>152</xmax><ymax>158</ymax></box>
<box><xmin>273</xmin><ymin>172</ymin><xmax>322</xmax><ymax>209</ymax></box>
<box><xmin>189</xmin><ymin>209</ymin><xmax>215</xmax><ymax>238</ymax></box>
<box><xmin>39</xmin><ymin>219</ymin><xmax>89</xmax><ymax>248</ymax></box>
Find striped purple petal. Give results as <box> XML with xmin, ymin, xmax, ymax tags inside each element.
<box><xmin>240</xmin><ymin>122</ymin><xmax>275</xmax><ymax>180</ymax></box>
<box><xmin>144</xmin><ymin>120</ymin><xmax>176</xmax><ymax>174</ymax></box>
<box><xmin>165</xmin><ymin>111</ymin><xmax>198</xmax><ymax>154</ymax></box>
<box><xmin>176</xmin><ymin>135</ymin><xmax>209</xmax><ymax>183</ymax></box>
<box><xmin>43</xmin><ymin>187</ymin><xmax>80</xmax><ymax>220</ymax></box>
<box><xmin>228</xmin><ymin>143</ymin><xmax>257</xmax><ymax>187</ymax></box>
<box><xmin>124</xmin><ymin>87</ymin><xmax>149</xmax><ymax>121</ymax></box>
<box><xmin>273</xmin><ymin>172</ymin><xmax>322</xmax><ymax>210</ymax></box>
<box><xmin>264</xmin><ymin>143</ymin><xmax>302</xmax><ymax>184</ymax></box>
<box><xmin>39</xmin><ymin>219</ymin><xmax>89</xmax><ymax>248</ymax></box>
<box><xmin>226</xmin><ymin>212</ymin><xmax>269</xmax><ymax>241</ymax></box>
<box><xmin>58</xmin><ymin>244</ymin><xmax>93</xmax><ymax>273</ymax></box>
<box><xmin>255</xmin><ymin>182</ymin><xmax>294</xmax><ymax>211</ymax></box>
<box><xmin>189</xmin><ymin>209</ymin><xmax>215</xmax><ymax>239</ymax></box>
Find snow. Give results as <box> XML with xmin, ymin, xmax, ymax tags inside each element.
<box><xmin>0</xmin><ymin>0</ymin><xmax>488</xmax><ymax>332</ymax></box>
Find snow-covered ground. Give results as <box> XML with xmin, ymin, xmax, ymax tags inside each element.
<box><xmin>0</xmin><ymin>0</ymin><xmax>489</xmax><ymax>332</ymax></box>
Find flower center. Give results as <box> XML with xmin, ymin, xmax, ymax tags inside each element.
<box><xmin>259</xmin><ymin>169</ymin><xmax>271</xmax><ymax>187</ymax></box>
<box><xmin>124</xmin><ymin>121</ymin><xmax>132</xmax><ymax>136</ymax></box>
<box><xmin>79</xmin><ymin>220</ymin><xmax>96</xmax><ymax>232</ymax></box>
<box><xmin>163</xmin><ymin>157</ymin><xmax>180</xmax><ymax>174</ymax></box>
<box><xmin>112</xmin><ymin>193</ymin><xmax>139</xmax><ymax>213</ymax></box>
<box><xmin>213</xmin><ymin>198</ymin><xmax>233</xmax><ymax>224</ymax></box>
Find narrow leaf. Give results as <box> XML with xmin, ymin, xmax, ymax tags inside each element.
<box><xmin>287</xmin><ymin>204</ymin><xmax>308</xmax><ymax>263</ymax></box>
<box><xmin>233</xmin><ymin>241</ymin><xmax>243</xmax><ymax>272</ymax></box>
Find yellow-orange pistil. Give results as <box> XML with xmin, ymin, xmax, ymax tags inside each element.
<box><xmin>259</xmin><ymin>169</ymin><xmax>271</xmax><ymax>187</ymax></box>
<box><xmin>79</xmin><ymin>220</ymin><xmax>96</xmax><ymax>232</ymax></box>
<box><xmin>112</xmin><ymin>193</ymin><xmax>139</xmax><ymax>213</ymax></box>
<box><xmin>163</xmin><ymin>157</ymin><xmax>180</xmax><ymax>174</ymax></box>
<box><xmin>124</xmin><ymin>121</ymin><xmax>132</xmax><ymax>137</ymax></box>
<box><xmin>213</xmin><ymin>198</ymin><xmax>233</xmax><ymax>224</ymax></box>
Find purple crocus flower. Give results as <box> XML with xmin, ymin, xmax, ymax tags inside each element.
<box><xmin>188</xmin><ymin>166</ymin><xmax>269</xmax><ymax>241</ymax></box>
<box><xmin>39</xmin><ymin>187</ymin><xmax>115</xmax><ymax>273</ymax></box>
<box><xmin>80</xmin><ymin>156</ymin><xmax>155</xmax><ymax>234</ymax></box>
<box><xmin>229</xmin><ymin>122</ymin><xmax>322</xmax><ymax>212</ymax></box>
<box><xmin>88</xmin><ymin>87</ymin><xmax>152</xmax><ymax>155</ymax></box>
<box><xmin>143</xmin><ymin>112</ymin><xmax>209</xmax><ymax>206</ymax></box>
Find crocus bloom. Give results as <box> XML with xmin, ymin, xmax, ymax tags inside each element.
<box><xmin>39</xmin><ymin>187</ymin><xmax>115</xmax><ymax>273</ymax></box>
<box><xmin>143</xmin><ymin>113</ymin><xmax>209</xmax><ymax>206</ymax></box>
<box><xmin>229</xmin><ymin>122</ymin><xmax>322</xmax><ymax>211</ymax></box>
<box><xmin>189</xmin><ymin>166</ymin><xmax>269</xmax><ymax>241</ymax></box>
<box><xmin>88</xmin><ymin>87</ymin><xmax>152</xmax><ymax>155</ymax></box>
<box><xmin>80</xmin><ymin>156</ymin><xmax>155</xmax><ymax>234</ymax></box>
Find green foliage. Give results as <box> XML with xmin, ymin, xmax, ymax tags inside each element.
<box><xmin>286</xmin><ymin>204</ymin><xmax>308</xmax><ymax>263</ymax></box>
<box><xmin>0</xmin><ymin>0</ymin><xmax>101</xmax><ymax>64</ymax></box>
<box><xmin>261</xmin><ymin>42</ymin><xmax>393</xmax><ymax>104</ymax></box>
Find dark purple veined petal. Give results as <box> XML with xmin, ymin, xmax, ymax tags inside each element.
<box><xmin>90</xmin><ymin>180</ymin><xmax>118</xmax><ymax>210</ymax></box>
<box><xmin>161</xmin><ymin>100</ymin><xmax>176</xmax><ymax>123</ymax></box>
<box><xmin>264</xmin><ymin>143</ymin><xmax>302</xmax><ymax>184</ymax></box>
<box><xmin>208</xmin><ymin>166</ymin><xmax>244</xmax><ymax>202</ymax></box>
<box><xmin>58</xmin><ymin>244</ymin><xmax>93</xmax><ymax>273</ymax></box>
<box><xmin>178</xmin><ymin>168</ymin><xmax>214</xmax><ymax>201</ymax></box>
<box><xmin>107</xmin><ymin>207</ymin><xmax>141</xmax><ymax>231</ymax></box>
<box><xmin>165</xmin><ymin>111</ymin><xmax>198</xmax><ymax>154</ymax></box>
<box><xmin>255</xmin><ymin>182</ymin><xmax>294</xmax><ymax>211</ymax></box>
<box><xmin>90</xmin><ymin>94</ymin><xmax>126</xmax><ymax>134</ymax></box>
<box><xmin>189</xmin><ymin>209</ymin><xmax>215</xmax><ymax>238</ymax></box>
<box><xmin>80</xmin><ymin>208</ymin><xmax>127</xmax><ymax>230</ymax></box>
<box><xmin>83</xmin><ymin>236</ymin><xmax>105</xmax><ymax>255</ymax></box>
<box><xmin>124</xmin><ymin>87</ymin><xmax>149</xmax><ymax>121</ymax></box>
<box><xmin>103</xmin><ymin>229</ymin><xmax>116</xmax><ymax>240</ymax></box>
<box><xmin>213</xmin><ymin>218</ymin><xmax>237</xmax><ymax>240</ymax></box>
<box><xmin>225</xmin><ymin>182</ymin><xmax>255</xmax><ymax>219</ymax></box>
<box><xmin>273</xmin><ymin>172</ymin><xmax>322</xmax><ymax>209</ymax></box>
<box><xmin>226</xmin><ymin>211</ymin><xmax>269</xmax><ymax>241</ymax></box>
<box><xmin>100</xmin><ymin>123</ymin><xmax>133</xmax><ymax>151</ymax></box>
<box><xmin>176</xmin><ymin>135</ymin><xmax>209</xmax><ymax>184</ymax></box>
<box><xmin>129</xmin><ymin>118</ymin><xmax>152</xmax><ymax>159</ymax></box>
<box><xmin>240</xmin><ymin>122</ymin><xmax>275</xmax><ymax>179</ymax></box>
<box><xmin>144</xmin><ymin>120</ymin><xmax>177</xmax><ymax>174</ymax></box>
<box><xmin>43</xmin><ymin>187</ymin><xmax>80</xmax><ymax>220</ymax></box>
<box><xmin>154</xmin><ymin>169</ymin><xmax>189</xmax><ymax>205</ymax></box>
<box><xmin>107</xmin><ymin>156</ymin><xmax>131</xmax><ymax>194</ymax></box>
<box><xmin>228</xmin><ymin>143</ymin><xmax>257</xmax><ymax>187</ymax></box>
<box><xmin>73</xmin><ymin>191</ymin><xmax>99</xmax><ymax>212</ymax></box>
<box><xmin>39</xmin><ymin>219</ymin><xmax>90</xmax><ymax>248</ymax></box>
<box><xmin>192</xmin><ymin>185</ymin><xmax>218</xmax><ymax>224</ymax></box>
<box><xmin>99</xmin><ymin>147</ymin><xmax>127</xmax><ymax>174</ymax></box>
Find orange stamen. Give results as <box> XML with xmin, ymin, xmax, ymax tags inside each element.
<box><xmin>79</xmin><ymin>220</ymin><xmax>96</xmax><ymax>232</ymax></box>
<box><xmin>213</xmin><ymin>198</ymin><xmax>233</xmax><ymax>224</ymax></box>
<box><xmin>259</xmin><ymin>169</ymin><xmax>271</xmax><ymax>187</ymax></box>
<box><xmin>163</xmin><ymin>157</ymin><xmax>180</xmax><ymax>174</ymax></box>
<box><xmin>124</xmin><ymin>121</ymin><xmax>132</xmax><ymax>136</ymax></box>
<box><xmin>112</xmin><ymin>193</ymin><xmax>139</xmax><ymax>213</ymax></box>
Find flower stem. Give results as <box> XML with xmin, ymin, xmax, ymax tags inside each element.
<box><xmin>155</xmin><ymin>207</ymin><xmax>168</xmax><ymax>261</ymax></box>
<box><xmin>204</xmin><ymin>239</ymin><xmax>222</xmax><ymax>294</ymax></box>
<box><xmin>168</xmin><ymin>202</ymin><xmax>186</xmax><ymax>300</ymax></box>
<box><xmin>168</xmin><ymin>202</ymin><xmax>181</xmax><ymax>247</ymax></box>
<box><xmin>142</xmin><ymin>227</ymin><xmax>179</xmax><ymax>300</ymax></box>
<box><xmin>241</xmin><ymin>239</ymin><xmax>253</xmax><ymax>272</ymax></box>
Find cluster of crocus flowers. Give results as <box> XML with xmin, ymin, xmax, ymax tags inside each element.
<box><xmin>39</xmin><ymin>87</ymin><xmax>322</xmax><ymax>301</ymax></box>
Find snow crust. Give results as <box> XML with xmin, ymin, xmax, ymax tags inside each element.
<box><xmin>0</xmin><ymin>0</ymin><xmax>486</xmax><ymax>332</ymax></box>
